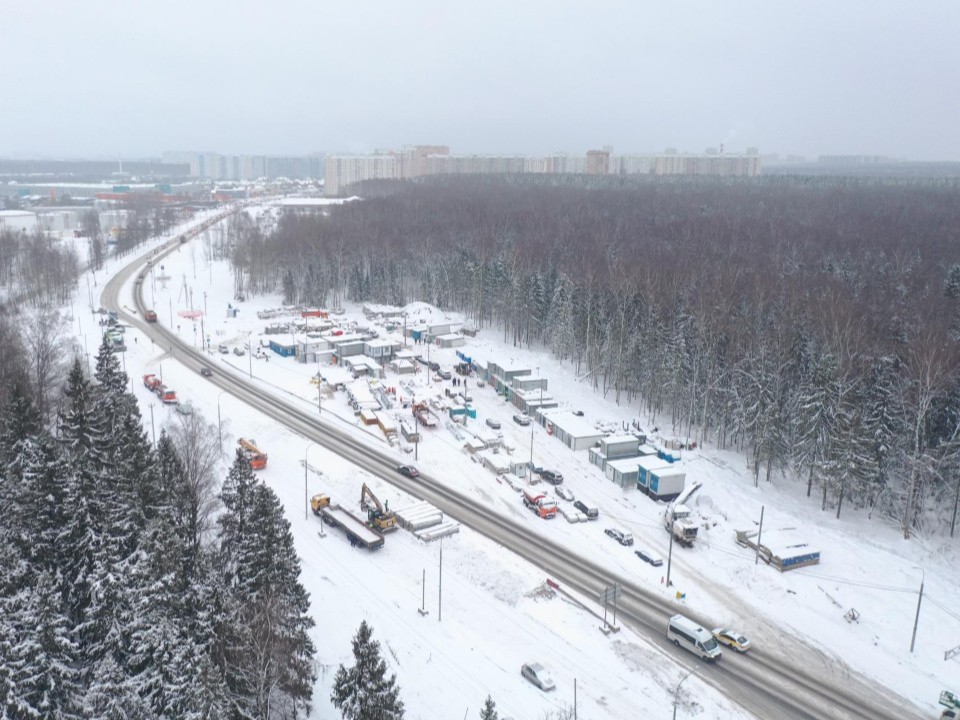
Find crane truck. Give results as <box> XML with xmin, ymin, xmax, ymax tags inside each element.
<box><xmin>238</xmin><ymin>438</ymin><xmax>268</xmax><ymax>470</ymax></box>
<box><xmin>664</xmin><ymin>480</ymin><xmax>702</xmax><ymax>547</ymax></box>
<box><xmin>310</xmin><ymin>493</ymin><xmax>385</xmax><ymax>550</ymax></box>
<box><xmin>523</xmin><ymin>489</ymin><xmax>558</xmax><ymax>519</ymax></box>
<box><xmin>360</xmin><ymin>484</ymin><xmax>398</xmax><ymax>533</ymax></box>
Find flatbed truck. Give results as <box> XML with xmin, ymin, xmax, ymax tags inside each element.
<box><xmin>311</xmin><ymin>494</ymin><xmax>385</xmax><ymax>550</ymax></box>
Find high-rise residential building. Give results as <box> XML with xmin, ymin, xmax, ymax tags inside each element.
<box><xmin>322</xmin><ymin>146</ymin><xmax>761</xmax><ymax>195</ymax></box>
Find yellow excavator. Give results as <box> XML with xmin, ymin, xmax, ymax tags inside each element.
<box><xmin>360</xmin><ymin>483</ymin><xmax>397</xmax><ymax>533</ymax></box>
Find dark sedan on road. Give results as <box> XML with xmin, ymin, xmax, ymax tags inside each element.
<box><xmin>397</xmin><ymin>465</ymin><xmax>420</xmax><ymax>479</ymax></box>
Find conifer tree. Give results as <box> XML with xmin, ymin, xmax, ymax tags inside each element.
<box><xmin>479</xmin><ymin>694</ymin><xmax>499</xmax><ymax>720</ymax></box>
<box><xmin>332</xmin><ymin>620</ymin><xmax>404</xmax><ymax>720</ymax></box>
<box><xmin>214</xmin><ymin>451</ymin><xmax>317</xmax><ymax>718</ymax></box>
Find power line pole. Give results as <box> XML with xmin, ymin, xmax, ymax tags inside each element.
<box><xmin>910</xmin><ymin>572</ymin><xmax>924</xmax><ymax>653</ymax></box>
<box><xmin>755</xmin><ymin>505</ymin><xmax>765</xmax><ymax>565</ymax></box>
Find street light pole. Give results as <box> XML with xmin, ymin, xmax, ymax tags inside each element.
<box><xmin>673</xmin><ymin>666</ymin><xmax>698</xmax><ymax>720</ymax></box>
<box><xmin>217</xmin><ymin>390</ymin><xmax>227</xmax><ymax>450</ymax></box>
<box><xmin>248</xmin><ymin>332</ymin><xmax>253</xmax><ymax>379</ymax></box>
<box><xmin>304</xmin><ymin>443</ymin><xmax>319</xmax><ymax>521</ymax></box>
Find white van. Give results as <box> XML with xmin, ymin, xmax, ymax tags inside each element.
<box><xmin>667</xmin><ymin>614</ymin><xmax>722</xmax><ymax>662</ymax></box>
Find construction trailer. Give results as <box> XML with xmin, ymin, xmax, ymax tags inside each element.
<box><xmin>310</xmin><ymin>494</ymin><xmax>385</xmax><ymax>550</ymax></box>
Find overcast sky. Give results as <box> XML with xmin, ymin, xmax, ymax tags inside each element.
<box><xmin>3</xmin><ymin>1</ymin><xmax>958</xmax><ymax>160</ymax></box>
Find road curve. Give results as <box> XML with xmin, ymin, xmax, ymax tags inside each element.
<box><xmin>101</xmin><ymin>213</ymin><xmax>924</xmax><ymax>720</ymax></box>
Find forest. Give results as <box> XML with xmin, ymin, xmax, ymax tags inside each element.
<box><xmin>228</xmin><ymin>175</ymin><xmax>960</xmax><ymax>538</ymax></box>
<box><xmin>0</xmin><ymin>340</ymin><xmax>317</xmax><ymax>718</ymax></box>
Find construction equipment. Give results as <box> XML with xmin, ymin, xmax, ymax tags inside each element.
<box><xmin>238</xmin><ymin>438</ymin><xmax>268</xmax><ymax>470</ymax></box>
<box><xmin>310</xmin><ymin>493</ymin><xmax>385</xmax><ymax>550</ymax></box>
<box><xmin>664</xmin><ymin>481</ymin><xmax>702</xmax><ymax>548</ymax></box>
<box><xmin>360</xmin><ymin>483</ymin><xmax>398</xmax><ymax>533</ymax></box>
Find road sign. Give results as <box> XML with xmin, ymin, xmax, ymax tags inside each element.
<box><xmin>598</xmin><ymin>584</ymin><xmax>622</xmax><ymax>605</ymax></box>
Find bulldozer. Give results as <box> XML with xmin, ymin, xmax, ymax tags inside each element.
<box><xmin>360</xmin><ymin>483</ymin><xmax>397</xmax><ymax>533</ymax></box>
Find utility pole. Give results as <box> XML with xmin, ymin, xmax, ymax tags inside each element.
<box><xmin>755</xmin><ymin>505</ymin><xmax>765</xmax><ymax>565</ymax></box>
<box><xmin>438</xmin><ymin>537</ymin><xmax>443</xmax><ymax>623</ymax></box>
<box><xmin>666</xmin><ymin>514</ymin><xmax>675</xmax><ymax>587</ymax></box>
<box><xmin>418</xmin><ymin>569</ymin><xmax>428</xmax><ymax>616</ymax></box>
<box><xmin>149</xmin><ymin>403</ymin><xmax>155</xmax><ymax>445</ymax></box>
<box><xmin>910</xmin><ymin>570</ymin><xmax>924</xmax><ymax>653</ymax></box>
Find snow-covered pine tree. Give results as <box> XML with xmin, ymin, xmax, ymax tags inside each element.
<box><xmin>332</xmin><ymin>620</ymin><xmax>404</xmax><ymax>720</ymax></box>
<box><xmin>93</xmin><ymin>335</ymin><xmax>129</xmax><ymax>398</ymax></box>
<box><xmin>479</xmin><ymin>694</ymin><xmax>499</xmax><ymax>720</ymax></box>
<box><xmin>0</xmin><ymin>573</ymin><xmax>83</xmax><ymax>720</ymax></box>
<box><xmin>213</xmin><ymin>450</ymin><xmax>317</xmax><ymax>718</ymax></box>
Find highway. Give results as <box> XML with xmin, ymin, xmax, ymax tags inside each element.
<box><xmin>102</xmin><ymin>212</ymin><xmax>924</xmax><ymax>720</ymax></box>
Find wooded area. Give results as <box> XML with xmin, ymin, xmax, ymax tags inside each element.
<box><xmin>234</xmin><ymin>176</ymin><xmax>960</xmax><ymax>537</ymax></box>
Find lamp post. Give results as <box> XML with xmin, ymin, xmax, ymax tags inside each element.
<box><xmin>248</xmin><ymin>332</ymin><xmax>253</xmax><ymax>379</ymax></box>
<box><xmin>216</xmin><ymin>390</ymin><xmax>228</xmax><ymax>450</ymax></box>
<box><xmin>673</xmin><ymin>666</ymin><xmax>698</xmax><ymax>720</ymax></box>
<box><xmin>910</xmin><ymin>566</ymin><xmax>925</xmax><ymax>653</ymax></box>
<box><xmin>304</xmin><ymin>443</ymin><xmax>319</xmax><ymax>521</ymax></box>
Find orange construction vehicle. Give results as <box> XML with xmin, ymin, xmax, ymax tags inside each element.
<box><xmin>143</xmin><ymin>374</ymin><xmax>162</xmax><ymax>392</ymax></box>
<box><xmin>238</xmin><ymin>438</ymin><xmax>268</xmax><ymax>470</ymax></box>
<box><xmin>522</xmin><ymin>488</ymin><xmax>558</xmax><ymax>519</ymax></box>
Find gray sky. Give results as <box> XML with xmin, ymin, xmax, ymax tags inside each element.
<box><xmin>3</xmin><ymin>0</ymin><xmax>958</xmax><ymax>160</ymax></box>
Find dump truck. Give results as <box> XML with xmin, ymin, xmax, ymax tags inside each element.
<box><xmin>238</xmin><ymin>438</ymin><xmax>268</xmax><ymax>470</ymax></box>
<box><xmin>522</xmin><ymin>489</ymin><xmax>558</xmax><ymax>519</ymax></box>
<box><xmin>360</xmin><ymin>483</ymin><xmax>398</xmax><ymax>533</ymax></box>
<box><xmin>310</xmin><ymin>493</ymin><xmax>385</xmax><ymax>550</ymax></box>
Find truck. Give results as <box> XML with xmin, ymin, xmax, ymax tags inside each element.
<box><xmin>412</xmin><ymin>401</ymin><xmax>439</xmax><ymax>429</ymax></box>
<box><xmin>143</xmin><ymin>374</ymin><xmax>162</xmax><ymax>392</ymax></box>
<box><xmin>942</xmin><ymin>691</ymin><xmax>960</xmax><ymax>720</ymax></box>
<box><xmin>310</xmin><ymin>494</ymin><xmax>385</xmax><ymax>550</ymax></box>
<box><xmin>159</xmin><ymin>388</ymin><xmax>178</xmax><ymax>405</ymax></box>
<box><xmin>144</xmin><ymin>309</ymin><xmax>158</xmax><ymax>323</ymax></box>
<box><xmin>523</xmin><ymin>489</ymin><xmax>558</xmax><ymax>519</ymax></box>
<box><xmin>360</xmin><ymin>483</ymin><xmax>398</xmax><ymax>533</ymax></box>
<box><xmin>238</xmin><ymin>438</ymin><xmax>268</xmax><ymax>470</ymax></box>
<box><xmin>664</xmin><ymin>481</ymin><xmax>702</xmax><ymax>547</ymax></box>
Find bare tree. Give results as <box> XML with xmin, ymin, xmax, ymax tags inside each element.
<box><xmin>23</xmin><ymin>310</ymin><xmax>66</xmax><ymax>419</ymax></box>
<box><xmin>165</xmin><ymin>410</ymin><xmax>223</xmax><ymax>554</ymax></box>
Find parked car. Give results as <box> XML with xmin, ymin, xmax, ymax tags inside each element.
<box><xmin>635</xmin><ymin>548</ymin><xmax>663</xmax><ymax>567</ymax></box>
<box><xmin>513</xmin><ymin>414</ymin><xmax>531</xmax><ymax>426</ymax></box>
<box><xmin>429</xmin><ymin>361</ymin><xmax>440</xmax><ymax>371</ymax></box>
<box><xmin>175</xmin><ymin>402</ymin><xmax>194</xmax><ymax>416</ymax></box>
<box><xmin>397</xmin><ymin>465</ymin><xmax>420</xmax><ymax>479</ymax></box>
<box><xmin>218</xmin><ymin>344</ymin><xmax>229</xmax><ymax>354</ymax></box>
<box><xmin>233</xmin><ymin>346</ymin><xmax>245</xmax><ymax>356</ymax></box>
<box><xmin>200</xmin><ymin>367</ymin><xmax>213</xmax><ymax>377</ymax></box>
<box><xmin>520</xmin><ymin>663</ymin><xmax>555</xmax><ymax>692</ymax></box>
<box><xmin>555</xmin><ymin>486</ymin><xmax>575</xmax><ymax>502</ymax></box>
<box><xmin>485</xmin><ymin>418</ymin><xmax>501</xmax><ymax>430</ymax></box>
<box><xmin>438</xmin><ymin>370</ymin><xmax>452</xmax><ymax>380</ymax></box>
<box><xmin>712</xmin><ymin>628</ymin><xmax>752</xmax><ymax>653</ymax></box>
<box><xmin>605</xmin><ymin>528</ymin><xmax>633</xmax><ymax>546</ymax></box>
<box><xmin>573</xmin><ymin>500</ymin><xmax>599</xmax><ymax>520</ymax></box>
<box><xmin>540</xmin><ymin>469</ymin><xmax>563</xmax><ymax>485</ymax></box>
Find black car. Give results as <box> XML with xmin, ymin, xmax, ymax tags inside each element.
<box><xmin>540</xmin><ymin>469</ymin><xmax>563</xmax><ymax>485</ymax></box>
<box><xmin>200</xmin><ymin>367</ymin><xmax>213</xmax><ymax>377</ymax></box>
<box><xmin>635</xmin><ymin>548</ymin><xmax>663</xmax><ymax>567</ymax></box>
<box><xmin>397</xmin><ymin>465</ymin><xmax>420</xmax><ymax>479</ymax></box>
<box><xmin>429</xmin><ymin>361</ymin><xmax>440</xmax><ymax>371</ymax></box>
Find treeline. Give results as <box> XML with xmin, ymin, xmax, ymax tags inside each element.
<box><xmin>0</xmin><ymin>339</ymin><xmax>316</xmax><ymax>718</ymax></box>
<box><xmin>232</xmin><ymin>177</ymin><xmax>960</xmax><ymax>538</ymax></box>
<box><xmin>0</xmin><ymin>226</ymin><xmax>79</xmax><ymax>308</ymax></box>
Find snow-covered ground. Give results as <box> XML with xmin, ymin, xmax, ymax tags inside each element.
<box><xmin>69</xmin><ymin>203</ymin><xmax>958</xmax><ymax>719</ymax></box>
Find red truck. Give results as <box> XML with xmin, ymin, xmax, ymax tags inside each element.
<box><xmin>143</xmin><ymin>374</ymin><xmax>162</xmax><ymax>392</ymax></box>
<box><xmin>523</xmin><ymin>489</ymin><xmax>558</xmax><ymax>519</ymax></box>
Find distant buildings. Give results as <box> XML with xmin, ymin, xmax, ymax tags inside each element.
<box><xmin>162</xmin><ymin>151</ymin><xmax>325</xmax><ymax>181</ymax></box>
<box><xmin>323</xmin><ymin>145</ymin><xmax>762</xmax><ymax>195</ymax></box>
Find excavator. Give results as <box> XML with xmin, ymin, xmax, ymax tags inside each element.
<box><xmin>360</xmin><ymin>483</ymin><xmax>397</xmax><ymax>533</ymax></box>
<box><xmin>238</xmin><ymin>438</ymin><xmax>268</xmax><ymax>470</ymax></box>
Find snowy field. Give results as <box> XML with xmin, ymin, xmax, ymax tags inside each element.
<box><xmin>66</xmin><ymin>204</ymin><xmax>958</xmax><ymax>719</ymax></box>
